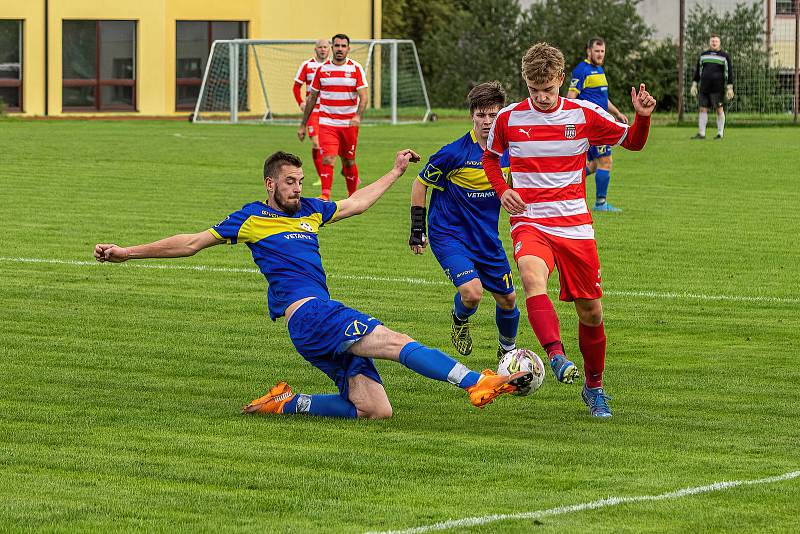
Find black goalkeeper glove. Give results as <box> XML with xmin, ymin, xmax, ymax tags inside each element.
<box><xmin>409</xmin><ymin>206</ymin><xmax>427</xmax><ymax>248</ymax></box>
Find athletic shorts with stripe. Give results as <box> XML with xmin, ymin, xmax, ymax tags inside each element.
<box><xmin>287</xmin><ymin>298</ymin><xmax>383</xmax><ymax>399</ymax></box>
<box><xmin>511</xmin><ymin>224</ymin><xmax>602</xmax><ymax>302</ymax></box>
<box><xmin>319</xmin><ymin>125</ymin><xmax>359</xmax><ymax>159</ymax></box>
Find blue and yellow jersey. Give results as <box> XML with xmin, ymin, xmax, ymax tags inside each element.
<box><xmin>209</xmin><ymin>197</ymin><xmax>339</xmax><ymax>320</ymax></box>
<box><xmin>569</xmin><ymin>60</ymin><xmax>609</xmax><ymax>110</ymax></box>
<box><xmin>417</xmin><ymin>130</ymin><xmax>510</xmax><ymax>257</ymax></box>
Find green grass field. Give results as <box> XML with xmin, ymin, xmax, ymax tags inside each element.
<box><xmin>1</xmin><ymin>119</ymin><xmax>799</xmax><ymax>532</ymax></box>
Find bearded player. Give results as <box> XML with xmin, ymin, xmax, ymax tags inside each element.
<box><xmin>298</xmin><ymin>34</ymin><xmax>368</xmax><ymax>201</ymax></box>
<box><xmin>95</xmin><ymin>150</ymin><xmax>533</xmax><ymax>419</ymax></box>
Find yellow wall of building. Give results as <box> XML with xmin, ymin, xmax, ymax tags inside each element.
<box><xmin>0</xmin><ymin>0</ymin><xmax>379</xmax><ymax>116</ymax></box>
<box><xmin>2</xmin><ymin>3</ymin><xmax>45</xmax><ymax>115</ymax></box>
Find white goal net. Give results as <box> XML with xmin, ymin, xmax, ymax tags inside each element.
<box><xmin>192</xmin><ymin>39</ymin><xmax>432</xmax><ymax>124</ymax></box>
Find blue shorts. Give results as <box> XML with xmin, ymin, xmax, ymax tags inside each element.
<box><xmin>430</xmin><ymin>239</ymin><xmax>514</xmax><ymax>295</ymax></box>
<box><xmin>287</xmin><ymin>298</ymin><xmax>383</xmax><ymax>398</ymax></box>
<box><xmin>587</xmin><ymin>144</ymin><xmax>612</xmax><ymax>162</ymax></box>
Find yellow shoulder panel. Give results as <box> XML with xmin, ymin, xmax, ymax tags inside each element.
<box><xmin>448</xmin><ymin>167</ymin><xmax>493</xmax><ymax>191</ymax></box>
<box><xmin>238</xmin><ymin>213</ymin><xmax>324</xmax><ymax>243</ymax></box>
<box><xmin>583</xmin><ymin>73</ymin><xmax>608</xmax><ymax>89</ymax></box>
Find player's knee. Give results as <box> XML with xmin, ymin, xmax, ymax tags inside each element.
<box><xmin>521</xmin><ymin>273</ymin><xmax>548</xmax><ymax>297</ymax></box>
<box><xmin>576</xmin><ymin>301</ymin><xmax>603</xmax><ymax>326</ymax></box>
<box><xmin>460</xmin><ymin>285</ymin><xmax>483</xmax><ymax>308</ymax></box>
<box><xmin>361</xmin><ymin>404</ymin><xmax>393</xmax><ymax>420</ymax></box>
<box><xmin>495</xmin><ymin>292</ymin><xmax>516</xmax><ymax>309</ymax></box>
<box><xmin>342</xmin><ymin>158</ymin><xmax>356</xmax><ymax>167</ymax></box>
<box><xmin>322</xmin><ymin>155</ymin><xmax>336</xmax><ymax>165</ymax></box>
<box><xmin>355</xmin><ymin>398</ymin><xmax>393</xmax><ymax>419</ymax></box>
<box><xmin>597</xmin><ymin>157</ymin><xmax>612</xmax><ymax>170</ymax></box>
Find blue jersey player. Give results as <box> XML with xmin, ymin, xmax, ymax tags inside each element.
<box><xmin>409</xmin><ymin>82</ymin><xmax>519</xmax><ymax>362</ymax></box>
<box><xmin>568</xmin><ymin>37</ymin><xmax>629</xmax><ymax>212</ymax></box>
<box><xmin>94</xmin><ymin>150</ymin><xmax>532</xmax><ymax>419</ymax></box>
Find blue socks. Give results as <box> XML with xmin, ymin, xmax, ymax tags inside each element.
<box><xmin>453</xmin><ymin>292</ymin><xmax>477</xmax><ymax>321</ymax></box>
<box><xmin>595</xmin><ymin>169</ymin><xmax>611</xmax><ymax>202</ymax></box>
<box><xmin>399</xmin><ymin>341</ymin><xmax>480</xmax><ymax>389</ymax></box>
<box><xmin>496</xmin><ymin>305</ymin><xmax>519</xmax><ymax>351</ymax></box>
<box><xmin>283</xmin><ymin>393</ymin><xmax>357</xmax><ymax>418</ymax></box>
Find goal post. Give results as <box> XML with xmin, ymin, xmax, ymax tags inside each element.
<box><xmin>192</xmin><ymin>39</ymin><xmax>432</xmax><ymax>125</ymax></box>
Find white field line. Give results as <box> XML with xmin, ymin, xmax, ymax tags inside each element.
<box><xmin>1</xmin><ymin>256</ymin><xmax>799</xmax><ymax>305</ymax></box>
<box><xmin>365</xmin><ymin>470</ymin><xmax>800</xmax><ymax>534</ymax></box>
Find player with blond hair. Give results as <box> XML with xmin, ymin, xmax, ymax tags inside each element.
<box><xmin>483</xmin><ymin>42</ymin><xmax>656</xmax><ymax>418</ymax></box>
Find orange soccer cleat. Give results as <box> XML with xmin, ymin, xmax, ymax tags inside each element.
<box><xmin>242</xmin><ymin>381</ymin><xmax>296</xmax><ymax>415</ymax></box>
<box><xmin>466</xmin><ymin>369</ymin><xmax>533</xmax><ymax>408</ymax></box>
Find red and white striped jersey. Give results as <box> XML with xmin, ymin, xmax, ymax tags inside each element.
<box><xmin>294</xmin><ymin>57</ymin><xmax>323</xmax><ymax>112</ymax></box>
<box><xmin>487</xmin><ymin>97</ymin><xmax>628</xmax><ymax>240</ymax></box>
<box><xmin>310</xmin><ymin>58</ymin><xmax>368</xmax><ymax>127</ymax></box>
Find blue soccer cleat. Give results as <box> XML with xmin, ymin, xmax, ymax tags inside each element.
<box><xmin>593</xmin><ymin>201</ymin><xmax>622</xmax><ymax>212</ymax></box>
<box><xmin>582</xmin><ymin>385</ymin><xmax>613</xmax><ymax>418</ymax></box>
<box><xmin>549</xmin><ymin>354</ymin><xmax>579</xmax><ymax>384</ymax></box>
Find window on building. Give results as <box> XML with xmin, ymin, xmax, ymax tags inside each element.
<box><xmin>0</xmin><ymin>20</ymin><xmax>23</xmax><ymax>112</ymax></box>
<box><xmin>176</xmin><ymin>21</ymin><xmax>247</xmax><ymax>110</ymax></box>
<box><xmin>62</xmin><ymin>20</ymin><xmax>136</xmax><ymax>111</ymax></box>
<box><xmin>777</xmin><ymin>0</ymin><xmax>798</xmax><ymax>15</ymax></box>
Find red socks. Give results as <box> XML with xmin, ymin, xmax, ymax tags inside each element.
<box><xmin>311</xmin><ymin>148</ymin><xmax>323</xmax><ymax>180</ymax></box>
<box><xmin>525</xmin><ymin>294</ymin><xmax>564</xmax><ymax>359</ymax></box>
<box><xmin>320</xmin><ymin>163</ymin><xmax>333</xmax><ymax>200</ymax></box>
<box><xmin>343</xmin><ymin>164</ymin><xmax>360</xmax><ymax>196</ymax></box>
<box><xmin>579</xmin><ymin>322</ymin><xmax>606</xmax><ymax>388</ymax></box>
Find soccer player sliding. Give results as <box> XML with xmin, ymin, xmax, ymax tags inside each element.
<box><xmin>94</xmin><ymin>150</ymin><xmax>533</xmax><ymax>420</ymax></box>
<box><xmin>483</xmin><ymin>43</ymin><xmax>656</xmax><ymax>418</ymax></box>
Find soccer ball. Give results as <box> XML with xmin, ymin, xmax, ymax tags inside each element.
<box><xmin>497</xmin><ymin>348</ymin><xmax>545</xmax><ymax>396</ymax></box>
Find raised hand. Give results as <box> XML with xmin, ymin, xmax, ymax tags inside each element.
<box><xmin>94</xmin><ymin>244</ymin><xmax>129</xmax><ymax>263</ymax></box>
<box><xmin>394</xmin><ymin>149</ymin><xmax>421</xmax><ymax>174</ymax></box>
<box><xmin>630</xmin><ymin>83</ymin><xmax>656</xmax><ymax>117</ymax></box>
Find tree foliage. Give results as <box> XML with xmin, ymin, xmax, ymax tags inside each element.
<box><xmin>384</xmin><ymin>0</ymin><xmax>785</xmax><ymax>113</ymax></box>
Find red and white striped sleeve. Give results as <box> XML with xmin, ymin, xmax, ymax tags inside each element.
<box><xmin>355</xmin><ymin>62</ymin><xmax>368</xmax><ymax>89</ymax></box>
<box><xmin>486</xmin><ymin>108</ymin><xmax>510</xmax><ymax>156</ymax></box>
<box><xmin>583</xmin><ymin>105</ymin><xmax>628</xmax><ymax>146</ymax></box>
<box><xmin>309</xmin><ymin>65</ymin><xmax>322</xmax><ymax>93</ymax></box>
<box><xmin>294</xmin><ymin>61</ymin><xmax>308</xmax><ymax>85</ymax></box>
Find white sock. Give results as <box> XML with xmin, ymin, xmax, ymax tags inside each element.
<box><xmin>717</xmin><ymin>111</ymin><xmax>725</xmax><ymax>137</ymax></box>
<box><xmin>698</xmin><ymin>111</ymin><xmax>708</xmax><ymax>136</ymax></box>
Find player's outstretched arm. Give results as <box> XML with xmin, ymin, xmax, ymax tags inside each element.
<box><xmin>332</xmin><ymin>149</ymin><xmax>421</xmax><ymax>222</ymax></box>
<box><xmin>94</xmin><ymin>230</ymin><xmax>223</xmax><ymax>263</ymax></box>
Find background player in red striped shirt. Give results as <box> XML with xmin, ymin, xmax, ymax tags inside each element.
<box><xmin>483</xmin><ymin>42</ymin><xmax>656</xmax><ymax>418</ymax></box>
<box><xmin>293</xmin><ymin>39</ymin><xmax>330</xmax><ymax>187</ymax></box>
<box><xmin>298</xmin><ymin>34</ymin><xmax>368</xmax><ymax>200</ymax></box>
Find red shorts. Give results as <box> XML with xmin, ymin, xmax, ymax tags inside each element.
<box><xmin>307</xmin><ymin>112</ymin><xmax>319</xmax><ymax>138</ymax></box>
<box><xmin>511</xmin><ymin>224</ymin><xmax>602</xmax><ymax>302</ymax></box>
<box><xmin>319</xmin><ymin>124</ymin><xmax>359</xmax><ymax>159</ymax></box>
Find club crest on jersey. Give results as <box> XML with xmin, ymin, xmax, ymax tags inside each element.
<box><xmin>345</xmin><ymin>71</ymin><xmax>351</xmax><ymax>77</ymax></box>
<box><xmin>345</xmin><ymin>320</ymin><xmax>368</xmax><ymax>337</ymax></box>
<box><xmin>565</xmin><ymin>124</ymin><xmax>577</xmax><ymax>139</ymax></box>
<box><xmin>299</xmin><ymin>221</ymin><xmax>314</xmax><ymax>232</ymax></box>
